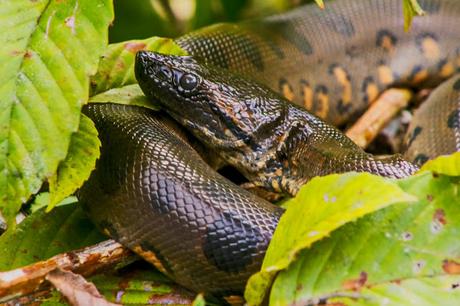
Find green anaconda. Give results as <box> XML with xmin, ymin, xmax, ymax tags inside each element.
<box><xmin>135</xmin><ymin>52</ymin><xmax>416</xmax><ymax>196</ymax></box>
<box><xmin>79</xmin><ymin>104</ymin><xmax>283</xmax><ymax>298</ymax></box>
<box><xmin>78</xmin><ymin>0</ymin><xmax>460</xmax><ymax>299</ymax></box>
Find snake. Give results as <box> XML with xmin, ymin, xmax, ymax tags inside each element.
<box><xmin>78</xmin><ymin>0</ymin><xmax>460</xmax><ymax>301</ymax></box>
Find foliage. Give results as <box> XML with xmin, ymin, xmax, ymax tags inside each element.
<box><xmin>0</xmin><ymin>201</ymin><xmax>104</xmax><ymax>270</ymax></box>
<box><xmin>0</xmin><ymin>0</ymin><xmax>113</xmax><ymax>227</ymax></box>
<box><xmin>90</xmin><ymin>36</ymin><xmax>186</xmax><ymax>98</ymax></box>
<box><xmin>109</xmin><ymin>0</ymin><xmax>180</xmax><ymax>42</ymax></box>
<box><xmin>420</xmin><ymin>152</ymin><xmax>460</xmax><ymax>176</ymax></box>
<box><xmin>90</xmin><ymin>84</ymin><xmax>155</xmax><ymax>110</ymax></box>
<box><xmin>17</xmin><ymin>263</ymin><xmax>197</xmax><ymax>305</ymax></box>
<box><xmin>46</xmin><ymin>114</ymin><xmax>100</xmax><ymax>211</ymax></box>
<box><xmin>91</xmin><ymin>266</ymin><xmax>195</xmax><ymax>305</ymax></box>
<box><xmin>259</xmin><ymin>158</ymin><xmax>460</xmax><ymax>305</ymax></box>
<box><xmin>403</xmin><ymin>0</ymin><xmax>426</xmax><ymax>30</ymax></box>
<box><xmin>245</xmin><ymin>173</ymin><xmax>416</xmax><ymax>305</ymax></box>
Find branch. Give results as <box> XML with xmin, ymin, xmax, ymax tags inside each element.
<box><xmin>0</xmin><ymin>239</ymin><xmax>135</xmax><ymax>302</ymax></box>
<box><xmin>346</xmin><ymin>88</ymin><xmax>412</xmax><ymax>148</ymax></box>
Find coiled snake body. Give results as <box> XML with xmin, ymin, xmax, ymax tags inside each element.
<box><xmin>78</xmin><ymin>0</ymin><xmax>460</xmax><ymax>299</ymax></box>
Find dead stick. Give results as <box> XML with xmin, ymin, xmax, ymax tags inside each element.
<box><xmin>0</xmin><ymin>239</ymin><xmax>135</xmax><ymax>302</ymax></box>
<box><xmin>346</xmin><ymin>88</ymin><xmax>412</xmax><ymax>149</ymax></box>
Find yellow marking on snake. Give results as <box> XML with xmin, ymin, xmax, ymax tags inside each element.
<box><xmin>224</xmin><ymin>129</ymin><xmax>233</xmax><ymax>137</ymax></box>
<box><xmin>366</xmin><ymin>81</ymin><xmax>380</xmax><ymax>104</ymax></box>
<box><xmin>381</xmin><ymin>35</ymin><xmax>396</xmax><ymax>53</ymax></box>
<box><xmin>332</xmin><ymin>66</ymin><xmax>352</xmax><ymax>106</ymax></box>
<box><xmin>413</xmin><ymin>69</ymin><xmax>429</xmax><ymax>83</ymax></box>
<box><xmin>440</xmin><ymin>61</ymin><xmax>455</xmax><ymax>78</ymax></box>
<box><xmin>301</xmin><ymin>82</ymin><xmax>313</xmax><ymax>110</ymax></box>
<box><xmin>281</xmin><ymin>176</ymin><xmax>289</xmax><ymax>191</ymax></box>
<box><xmin>133</xmin><ymin>245</ymin><xmax>169</xmax><ymax>276</ymax></box>
<box><xmin>378</xmin><ymin>64</ymin><xmax>394</xmax><ymax>85</ymax></box>
<box><xmin>271</xmin><ymin>179</ymin><xmax>280</xmax><ymax>191</ymax></box>
<box><xmin>316</xmin><ymin>90</ymin><xmax>330</xmax><ymax>119</ymax></box>
<box><xmin>281</xmin><ymin>80</ymin><xmax>295</xmax><ymax>101</ymax></box>
<box><xmin>224</xmin><ymin>295</ymin><xmax>245</xmax><ymax>305</ymax></box>
<box><xmin>421</xmin><ymin>37</ymin><xmax>441</xmax><ymax>61</ymax></box>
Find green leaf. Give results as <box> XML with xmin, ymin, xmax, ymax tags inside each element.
<box><xmin>191</xmin><ymin>0</ymin><xmax>215</xmax><ymax>30</ymax></box>
<box><xmin>267</xmin><ymin>169</ymin><xmax>460</xmax><ymax>305</ymax></box>
<box><xmin>89</xmin><ymin>84</ymin><xmax>158</xmax><ymax>110</ymax></box>
<box><xmin>314</xmin><ymin>0</ymin><xmax>325</xmax><ymax>9</ymax></box>
<box><xmin>328</xmin><ymin>275</ymin><xmax>460</xmax><ymax>306</ymax></box>
<box><xmin>192</xmin><ymin>294</ymin><xmax>206</xmax><ymax>306</ymax></box>
<box><xmin>403</xmin><ymin>0</ymin><xmax>425</xmax><ymax>31</ymax></box>
<box><xmin>420</xmin><ymin>152</ymin><xmax>460</xmax><ymax>176</ymax></box>
<box><xmin>46</xmin><ymin>114</ymin><xmax>100</xmax><ymax>211</ymax></box>
<box><xmin>245</xmin><ymin>173</ymin><xmax>416</xmax><ymax>305</ymax></box>
<box><xmin>0</xmin><ymin>202</ymin><xmax>104</xmax><ymax>270</ymax></box>
<box><xmin>22</xmin><ymin>264</ymin><xmax>195</xmax><ymax>305</ymax></box>
<box><xmin>29</xmin><ymin>192</ymin><xmax>77</xmax><ymax>213</ymax></box>
<box><xmin>0</xmin><ymin>0</ymin><xmax>114</xmax><ymax>226</ymax></box>
<box><xmin>8</xmin><ymin>289</ymin><xmax>68</xmax><ymax>306</ymax></box>
<box><xmin>91</xmin><ymin>265</ymin><xmax>195</xmax><ymax>305</ymax></box>
<box><xmin>90</xmin><ymin>37</ymin><xmax>187</xmax><ymax>97</ymax></box>
<box><xmin>109</xmin><ymin>0</ymin><xmax>179</xmax><ymax>43</ymax></box>
<box><xmin>220</xmin><ymin>0</ymin><xmax>249</xmax><ymax>21</ymax></box>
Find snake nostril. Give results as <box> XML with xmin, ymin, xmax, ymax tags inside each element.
<box><xmin>159</xmin><ymin>66</ymin><xmax>173</xmax><ymax>80</ymax></box>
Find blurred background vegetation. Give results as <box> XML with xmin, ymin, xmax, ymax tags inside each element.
<box><xmin>109</xmin><ymin>0</ymin><xmax>315</xmax><ymax>43</ymax></box>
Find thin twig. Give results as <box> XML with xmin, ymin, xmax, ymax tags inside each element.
<box><xmin>346</xmin><ymin>88</ymin><xmax>413</xmax><ymax>148</ymax></box>
<box><xmin>0</xmin><ymin>239</ymin><xmax>135</xmax><ymax>303</ymax></box>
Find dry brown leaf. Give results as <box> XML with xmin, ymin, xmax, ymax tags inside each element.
<box><xmin>46</xmin><ymin>268</ymin><xmax>119</xmax><ymax>306</ymax></box>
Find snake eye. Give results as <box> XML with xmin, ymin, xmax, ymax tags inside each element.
<box><xmin>159</xmin><ymin>66</ymin><xmax>172</xmax><ymax>80</ymax></box>
<box><xmin>179</xmin><ymin>73</ymin><xmax>198</xmax><ymax>91</ymax></box>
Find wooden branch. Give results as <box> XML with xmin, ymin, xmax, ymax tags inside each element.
<box><xmin>0</xmin><ymin>239</ymin><xmax>135</xmax><ymax>303</ymax></box>
<box><xmin>346</xmin><ymin>88</ymin><xmax>412</xmax><ymax>149</ymax></box>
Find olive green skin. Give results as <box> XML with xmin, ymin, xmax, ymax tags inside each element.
<box><xmin>81</xmin><ymin>0</ymin><xmax>460</xmax><ymax>299</ymax></box>
<box><xmin>79</xmin><ymin>103</ymin><xmax>283</xmax><ymax>298</ymax></box>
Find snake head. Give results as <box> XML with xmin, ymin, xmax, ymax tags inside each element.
<box><xmin>135</xmin><ymin>51</ymin><xmax>286</xmax><ymax>152</ymax></box>
<box><xmin>135</xmin><ymin>51</ymin><xmax>226</xmax><ymax>147</ymax></box>
<box><xmin>136</xmin><ymin>51</ymin><xmax>206</xmax><ymax>99</ymax></box>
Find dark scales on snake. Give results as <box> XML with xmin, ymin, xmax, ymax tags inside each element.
<box><xmin>78</xmin><ymin>0</ymin><xmax>460</xmax><ymax>301</ymax></box>
<box><xmin>135</xmin><ymin>52</ymin><xmax>416</xmax><ymax>196</ymax></box>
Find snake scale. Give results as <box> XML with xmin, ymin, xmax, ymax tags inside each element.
<box><xmin>78</xmin><ymin>0</ymin><xmax>460</xmax><ymax>300</ymax></box>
